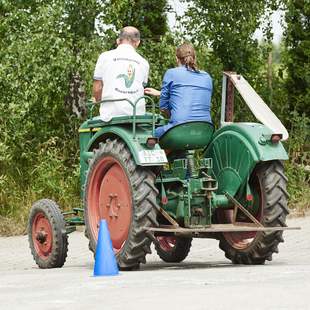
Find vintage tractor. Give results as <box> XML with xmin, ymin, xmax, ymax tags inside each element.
<box><xmin>28</xmin><ymin>72</ymin><xmax>297</xmax><ymax>270</ymax></box>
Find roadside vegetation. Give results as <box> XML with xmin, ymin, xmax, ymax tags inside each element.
<box><xmin>0</xmin><ymin>0</ymin><xmax>309</xmax><ymax>235</ymax></box>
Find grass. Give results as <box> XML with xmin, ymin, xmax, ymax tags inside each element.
<box><xmin>0</xmin><ymin>185</ymin><xmax>81</xmax><ymax>236</ymax></box>
<box><xmin>0</xmin><ymin>141</ymin><xmax>81</xmax><ymax>236</ymax></box>
<box><xmin>286</xmin><ymin>162</ymin><xmax>310</xmax><ymax>216</ymax></box>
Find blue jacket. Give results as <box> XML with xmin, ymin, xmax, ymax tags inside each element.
<box><xmin>155</xmin><ymin>66</ymin><xmax>213</xmax><ymax>138</ymax></box>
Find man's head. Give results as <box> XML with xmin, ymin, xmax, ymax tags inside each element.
<box><xmin>117</xmin><ymin>26</ymin><xmax>141</xmax><ymax>49</ymax></box>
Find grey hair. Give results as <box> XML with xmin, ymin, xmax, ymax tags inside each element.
<box><xmin>118</xmin><ymin>28</ymin><xmax>140</xmax><ymax>42</ymax></box>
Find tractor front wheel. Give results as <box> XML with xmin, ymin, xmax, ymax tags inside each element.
<box><xmin>84</xmin><ymin>139</ymin><xmax>158</xmax><ymax>270</ymax></box>
<box><xmin>155</xmin><ymin>236</ymin><xmax>192</xmax><ymax>263</ymax></box>
<box><xmin>217</xmin><ymin>161</ymin><xmax>289</xmax><ymax>264</ymax></box>
<box><xmin>28</xmin><ymin>199</ymin><xmax>68</xmax><ymax>268</ymax></box>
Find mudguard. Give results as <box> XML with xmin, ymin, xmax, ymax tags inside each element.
<box><xmin>79</xmin><ymin>122</ymin><xmax>167</xmax><ymax>192</ymax></box>
<box><xmin>204</xmin><ymin>122</ymin><xmax>288</xmax><ymax>196</ymax></box>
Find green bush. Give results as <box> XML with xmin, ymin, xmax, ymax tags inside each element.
<box><xmin>285</xmin><ymin>112</ymin><xmax>310</xmax><ymax>213</ymax></box>
<box><xmin>0</xmin><ymin>137</ymin><xmax>81</xmax><ymax>235</ymax></box>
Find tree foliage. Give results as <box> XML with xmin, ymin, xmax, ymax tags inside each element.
<box><xmin>283</xmin><ymin>0</ymin><xmax>310</xmax><ymax>115</ymax></box>
<box><xmin>0</xmin><ymin>0</ymin><xmax>102</xmax><ymax>218</ymax></box>
<box><xmin>99</xmin><ymin>0</ymin><xmax>169</xmax><ymax>41</ymax></box>
<box><xmin>182</xmin><ymin>0</ymin><xmax>278</xmax><ymax>73</ymax></box>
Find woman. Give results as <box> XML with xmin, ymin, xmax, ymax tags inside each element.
<box><xmin>145</xmin><ymin>43</ymin><xmax>213</xmax><ymax>138</ymax></box>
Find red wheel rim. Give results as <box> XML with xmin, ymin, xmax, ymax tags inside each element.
<box><xmin>218</xmin><ymin>176</ymin><xmax>263</xmax><ymax>250</ymax></box>
<box><xmin>32</xmin><ymin>212</ymin><xmax>53</xmax><ymax>259</ymax></box>
<box><xmin>157</xmin><ymin>236</ymin><xmax>177</xmax><ymax>252</ymax></box>
<box><xmin>87</xmin><ymin>156</ymin><xmax>132</xmax><ymax>252</ymax></box>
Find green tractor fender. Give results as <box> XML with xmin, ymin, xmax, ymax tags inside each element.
<box><xmin>79</xmin><ymin>123</ymin><xmax>167</xmax><ymax>191</ymax></box>
<box><xmin>204</xmin><ymin>122</ymin><xmax>288</xmax><ymax>196</ymax></box>
<box><xmin>82</xmin><ymin>125</ymin><xmax>167</xmax><ymax>164</ymax></box>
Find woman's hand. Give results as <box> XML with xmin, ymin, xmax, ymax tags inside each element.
<box><xmin>144</xmin><ymin>87</ymin><xmax>161</xmax><ymax>97</ymax></box>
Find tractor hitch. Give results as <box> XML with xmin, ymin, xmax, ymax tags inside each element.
<box><xmin>62</xmin><ymin>208</ymin><xmax>85</xmax><ymax>234</ymax></box>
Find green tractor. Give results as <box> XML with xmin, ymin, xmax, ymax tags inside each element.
<box><xmin>28</xmin><ymin>72</ymin><xmax>296</xmax><ymax>270</ymax></box>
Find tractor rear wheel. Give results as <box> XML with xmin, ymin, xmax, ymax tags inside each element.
<box><xmin>155</xmin><ymin>236</ymin><xmax>192</xmax><ymax>263</ymax></box>
<box><xmin>217</xmin><ymin>161</ymin><xmax>289</xmax><ymax>264</ymax></box>
<box><xmin>84</xmin><ymin>139</ymin><xmax>158</xmax><ymax>270</ymax></box>
<box><xmin>28</xmin><ymin>199</ymin><xmax>68</xmax><ymax>268</ymax></box>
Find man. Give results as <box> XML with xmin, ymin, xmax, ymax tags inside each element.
<box><xmin>92</xmin><ymin>26</ymin><xmax>150</xmax><ymax>122</ymax></box>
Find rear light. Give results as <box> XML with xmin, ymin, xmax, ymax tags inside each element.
<box><xmin>161</xmin><ymin>196</ymin><xmax>168</xmax><ymax>205</ymax></box>
<box><xmin>146</xmin><ymin>137</ymin><xmax>158</xmax><ymax>148</ymax></box>
<box><xmin>271</xmin><ymin>134</ymin><xmax>282</xmax><ymax>144</ymax></box>
<box><xmin>246</xmin><ymin>194</ymin><xmax>253</xmax><ymax>201</ymax></box>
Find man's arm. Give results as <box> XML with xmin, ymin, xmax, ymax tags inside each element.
<box><xmin>92</xmin><ymin>80</ymin><xmax>103</xmax><ymax>102</ymax></box>
<box><xmin>92</xmin><ymin>52</ymin><xmax>106</xmax><ymax>102</ymax></box>
<box><xmin>160</xmin><ymin>109</ymin><xmax>171</xmax><ymax>118</ymax></box>
<box><xmin>144</xmin><ymin>88</ymin><xmax>160</xmax><ymax>96</ymax></box>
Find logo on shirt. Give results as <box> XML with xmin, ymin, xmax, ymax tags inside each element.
<box><xmin>117</xmin><ymin>64</ymin><xmax>135</xmax><ymax>88</ymax></box>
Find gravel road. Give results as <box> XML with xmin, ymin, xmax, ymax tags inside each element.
<box><xmin>0</xmin><ymin>216</ymin><xmax>309</xmax><ymax>310</ymax></box>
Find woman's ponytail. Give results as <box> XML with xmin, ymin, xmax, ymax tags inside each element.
<box><xmin>176</xmin><ymin>43</ymin><xmax>198</xmax><ymax>72</ymax></box>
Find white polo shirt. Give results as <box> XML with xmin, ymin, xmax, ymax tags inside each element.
<box><xmin>93</xmin><ymin>44</ymin><xmax>150</xmax><ymax>121</ymax></box>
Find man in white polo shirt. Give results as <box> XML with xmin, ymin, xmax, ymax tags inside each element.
<box><xmin>92</xmin><ymin>26</ymin><xmax>150</xmax><ymax>121</ymax></box>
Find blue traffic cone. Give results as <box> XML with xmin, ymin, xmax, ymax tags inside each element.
<box><xmin>93</xmin><ymin>219</ymin><xmax>119</xmax><ymax>276</ymax></box>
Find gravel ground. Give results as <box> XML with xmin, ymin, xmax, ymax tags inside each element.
<box><xmin>0</xmin><ymin>216</ymin><xmax>309</xmax><ymax>310</ymax></box>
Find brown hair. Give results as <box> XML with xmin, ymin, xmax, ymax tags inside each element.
<box><xmin>176</xmin><ymin>43</ymin><xmax>198</xmax><ymax>71</ymax></box>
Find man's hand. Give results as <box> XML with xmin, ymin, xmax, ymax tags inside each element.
<box><xmin>92</xmin><ymin>80</ymin><xmax>103</xmax><ymax>102</ymax></box>
<box><xmin>144</xmin><ymin>87</ymin><xmax>161</xmax><ymax>97</ymax></box>
<box><xmin>160</xmin><ymin>109</ymin><xmax>171</xmax><ymax>119</ymax></box>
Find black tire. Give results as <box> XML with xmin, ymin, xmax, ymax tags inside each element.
<box><xmin>155</xmin><ymin>236</ymin><xmax>192</xmax><ymax>263</ymax></box>
<box><xmin>84</xmin><ymin>138</ymin><xmax>159</xmax><ymax>270</ymax></box>
<box><xmin>217</xmin><ymin>161</ymin><xmax>289</xmax><ymax>264</ymax></box>
<box><xmin>28</xmin><ymin>199</ymin><xmax>68</xmax><ymax>268</ymax></box>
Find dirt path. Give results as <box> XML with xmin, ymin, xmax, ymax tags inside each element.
<box><xmin>0</xmin><ymin>216</ymin><xmax>309</xmax><ymax>310</ymax></box>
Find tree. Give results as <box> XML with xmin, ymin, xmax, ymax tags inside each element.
<box><xmin>99</xmin><ymin>0</ymin><xmax>169</xmax><ymax>41</ymax></box>
<box><xmin>283</xmin><ymin>0</ymin><xmax>310</xmax><ymax>115</ymax></box>
<box><xmin>182</xmin><ymin>0</ymin><xmax>272</xmax><ymax>73</ymax></box>
<box><xmin>0</xmin><ymin>0</ymin><xmax>102</xmax><ymax>215</ymax></box>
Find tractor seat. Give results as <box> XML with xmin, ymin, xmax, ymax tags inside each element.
<box><xmin>159</xmin><ymin>121</ymin><xmax>214</xmax><ymax>151</ymax></box>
